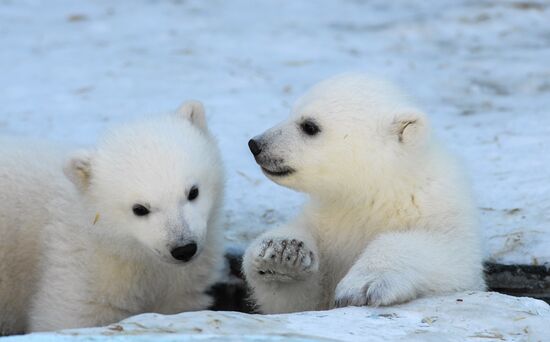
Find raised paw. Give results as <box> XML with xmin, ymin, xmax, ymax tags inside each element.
<box><xmin>246</xmin><ymin>237</ymin><xmax>318</xmax><ymax>283</ymax></box>
<box><xmin>334</xmin><ymin>270</ymin><xmax>417</xmax><ymax>307</ymax></box>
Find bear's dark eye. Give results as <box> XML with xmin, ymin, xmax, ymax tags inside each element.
<box><xmin>300</xmin><ymin>119</ymin><xmax>321</xmax><ymax>136</ymax></box>
<box><xmin>188</xmin><ymin>186</ymin><xmax>199</xmax><ymax>201</ymax></box>
<box><xmin>132</xmin><ymin>204</ymin><xmax>150</xmax><ymax>217</ymax></box>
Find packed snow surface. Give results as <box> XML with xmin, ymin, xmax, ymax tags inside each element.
<box><xmin>3</xmin><ymin>292</ymin><xmax>549</xmax><ymax>341</ymax></box>
<box><xmin>1</xmin><ymin>0</ymin><xmax>549</xmax><ymax>265</ymax></box>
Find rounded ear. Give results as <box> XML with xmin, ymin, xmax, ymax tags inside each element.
<box><xmin>63</xmin><ymin>150</ymin><xmax>95</xmax><ymax>192</ymax></box>
<box><xmin>391</xmin><ymin>111</ymin><xmax>429</xmax><ymax>146</ymax></box>
<box><xmin>175</xmin><ymin>100</ymin><xmax>207</xmax><ymax>130</ymax></box>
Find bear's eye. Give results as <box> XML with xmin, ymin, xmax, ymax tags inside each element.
<box><xmin>300</xmin><ymin>119</ymin><xmax>321</xmax><ymax>136</ymax></box>
<box><xmin>188</xmin><ymin>186</ymin><xmax>199</xmax><ymax>201</ymax></box>
<box><xmin>132</xmin><ymin>204</ymin><xmax>150</xmax><ymax>217</ymax></box>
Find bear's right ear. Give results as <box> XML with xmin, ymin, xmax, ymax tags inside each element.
<box><xmin>63</xmin><ymin>150</ymin><xmax>95</xmax><ymax>192</ymax></box>
<box><xmin>391</xmin><ymin>111</ymin><xmax>430</xmax><ymax>147</ymax></box>
<box><xmin>175</xmin><ymin>100</ymin><xmax>207</xmax><ymax>130</ymax></box>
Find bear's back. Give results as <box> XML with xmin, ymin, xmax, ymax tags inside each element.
<box><xmin>0</xmin><ymin>138</ymin><xmax>72</xmax><ymax>335</ymax></box>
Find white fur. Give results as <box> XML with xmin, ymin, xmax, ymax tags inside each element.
<box><xmin>0</xmin><ymin>101</ymin><xmax>225</xmax><ymax>334</ymax></box>
<box><xmin>243</xmin><ymin>74</ymin><xmax>485</xmax><ymax>313</ymax></box>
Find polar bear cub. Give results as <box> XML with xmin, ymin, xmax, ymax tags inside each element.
<box><xmin>243</xmin><ymin>74</ymin><xmax>485</xmax><ymax>313</ymax></box>
<box><xmin>0</xmin><ymin>101</ymin><xmax>224</xmax><ymax>334</ymax></box>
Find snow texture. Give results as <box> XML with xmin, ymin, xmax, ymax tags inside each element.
<box><xmin>2</xmin><ymin>292</ymin><xmax>549</xmax><ymax>341</ymax></box>
<box><xmin>0</xmin><ymin>0</ymin><xmax>549</xmax><ymax>267</ymax></box>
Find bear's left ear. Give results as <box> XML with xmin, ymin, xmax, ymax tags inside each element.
<box><xmin>175</xmin><ymin>100</ymin><xmax>207</xmax><ymax>130</ymax></box>
<box><xmin>63</xmin><ymin>149</ymin><xmax>95</xmax><ymax>193</ymax></box>
<box><xmin>391</xmin><ymin>111</ymin><xmax>429</xmax><ymax>146</ymax></box>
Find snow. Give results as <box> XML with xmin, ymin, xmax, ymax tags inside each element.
<box><xmin>2</xmin><ymin>292</ymin><xmax>549</xmax><ymax>341</ymax></box>
<box><xmin>1</xmin><ymin>0</ymin><xmax>549</xmax><ymax>267</ymax></box>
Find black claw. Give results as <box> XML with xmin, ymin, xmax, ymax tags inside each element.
<box><xmin>308</xmin><ymin>251</ymin><xmax>315</xmax><ymax>265</ymax></box>
<box><xmin>337</xmin><ymin>297</ymin><xmax>350</xmax><ymax>308</ymax></box>
<box><xmin>279</xmin><ymin>241</ymin><xmax>288</xmax><ymax>263</ymax></box>
<box><xmin>258</xmin><ymin>271</ymin><xmax>266</xmax><ymax>275</ymax></box>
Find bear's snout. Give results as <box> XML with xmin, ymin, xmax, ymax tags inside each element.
<box><xmin>170</xmin><ymin>242</ymin><xmax>198</xmax><ymax>262</ymax></box>
<box><xmin>248</xmin><ymin>138</ymin><xmax>262</xmax><ymax>156</ymax></box>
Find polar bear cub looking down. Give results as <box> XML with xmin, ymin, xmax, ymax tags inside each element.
<box><xmin>0</xmin><ymin>101</ymin><xmax>224</xmax><ymax>334</ymax></box>
<box><xmin>243</xmin><ymin>74</ymin><xmax>485</xmax><ymax>313</ymax></box>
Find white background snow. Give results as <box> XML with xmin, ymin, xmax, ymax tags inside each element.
<box><xmin>1</xmin><ymin>0</ymin><xmax>549</xmax><ymax>266</ymax></box>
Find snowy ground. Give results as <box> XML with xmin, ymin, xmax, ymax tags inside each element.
<box><xmin>3</xmin><ymin>292</ymin><xmax>550</xmax><ymax>341</ymax></box>
<box><xmin>1</xmin><ymin>0</ymin><xmax>549</xmax><ymax>265</ymax></box>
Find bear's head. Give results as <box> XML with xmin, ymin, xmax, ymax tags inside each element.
<box><xmin>64</xmin><ymin>101</ymin><xmax>224</xmax><ymax>264</ymax></box>
<box><xmin>249</xmin><ymin>74</ymin><xmax>432</xmax><ymax>198</ymax></box>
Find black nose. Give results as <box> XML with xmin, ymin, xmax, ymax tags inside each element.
<box><xmin>248</xmin><ymin>139</ymin><xmax>262</xmax><ymax>156</ymax></box>
<box><xmin>170</xmin><ymin>242</ymin><xmax>197</xmax><ymax>262</ymax></box>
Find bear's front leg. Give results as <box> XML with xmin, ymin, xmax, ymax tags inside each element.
<box><xmin>334</xmin><ymin>230</ymin><xmax>484</xmax><ymax>307</ymax></box>
<box><xmin>29</xmin><ymin>278</ymin><xmax>128</xmax><ymax>332</ymax></box>
<box><xmin>243</xmin><ymin>225</ymin><xmax>322</xmax><ymax>313</ymax></box>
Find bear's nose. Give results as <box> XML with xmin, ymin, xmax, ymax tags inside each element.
<box><xmin>248</xmin><ymin>139</ymin><xmax>262</xmax><ymax>156</ymax></box>
<box><xmin>170</xmin><ymin>242</ymin><xmax>197</xmax><ymax>262</ymax></box>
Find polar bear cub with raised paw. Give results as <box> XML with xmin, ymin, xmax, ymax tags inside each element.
<box><xmin>243</xmin><ymin>74</ymin><xmax>485</xmax><ymax>313</ymax></box>
<box><xmin>0</xmin><ymin>102</ymin><xmax>224</xmax><ymax>334</ymax></box>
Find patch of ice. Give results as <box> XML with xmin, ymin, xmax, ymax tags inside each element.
<box><xmin>4</xmin><ymin>292</ymin><xmax>549</xmax><ymax>341</ymax></box>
